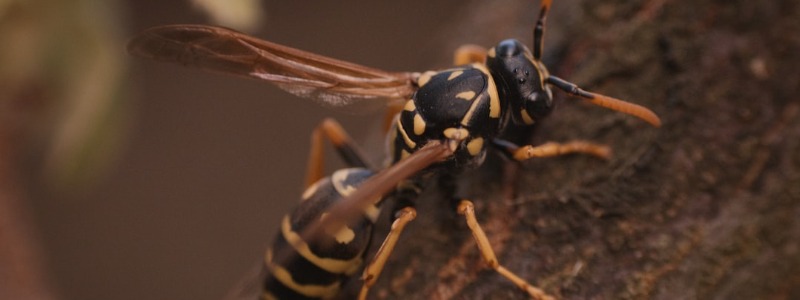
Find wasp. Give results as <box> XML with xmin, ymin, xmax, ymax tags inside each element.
<box><xmin>128</xmin><ymin>1</ymin><xmax>661</xmax><ymax>299</ymax></box>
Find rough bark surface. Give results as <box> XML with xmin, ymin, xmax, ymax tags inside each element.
<box><xmin>360</xmin><ymin>0</ymin><xmax>800</xmax><ymax>299</ymax></box>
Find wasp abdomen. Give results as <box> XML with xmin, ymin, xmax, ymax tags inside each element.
<box><xmin>264</xmin><ymin>168</ymin><xmax>377</xmax><ymax>300</ymax></box>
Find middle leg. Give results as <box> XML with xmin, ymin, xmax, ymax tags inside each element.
<box><xmin>492</xmin><ymin>138</ymin><xmax>611</xmax><ymax>161</ymax></box>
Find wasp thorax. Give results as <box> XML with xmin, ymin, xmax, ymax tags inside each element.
<box><xmin>487</xmin><ymin>39</ymin><xmax>553</xmax><ymax>125</ymax></box>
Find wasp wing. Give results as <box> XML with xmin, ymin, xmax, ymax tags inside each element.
<box><xmin>127</xmin><ymin>24</ymin><xmax>419</xmax><ymax>107</ymax></box>
<box><xmin>301</xmin><ymin>140</ymin><xmax>452</xmax><ymax>242</ymax></box>
<box><xmin>225</xmin><ymin>141</ymin><xmax>452</xmax><ymax>299</ymax></box>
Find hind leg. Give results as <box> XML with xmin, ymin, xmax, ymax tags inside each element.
<box><xmin>457</xmin><ymin>200</ymin><xmax>555</xmax><ymax>300</ymax></box>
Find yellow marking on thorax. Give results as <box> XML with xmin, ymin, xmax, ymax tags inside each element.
<box><xmin>444</xmin><ymin>127</ymin><xmax>470</xmax><ymax>140</ymax></box>
<box><xmin>448</xmin><ymin>70</ymin><xmax>464</xmax><ymax>80</ymax></box>
<box><xmin>413</xmin><ymin>114</ymin><xmax>426</xmax><ymax>135</ymax></box>
<box><xmin>396</xmin><ymin>119</ymin><xmax>417</xmax><ymax>148</ymax></box>
<box><xmin>280</xmin><ymin>216</ymin><xmax>364</xmax><ymax>274</ymax></box>
<box><xmin>467</xmin><ymin>137</ymin><xmax>484</xmax><ymax>156</ymax></box>
<box><xmin>403</xmin><ymin>100</ymin><xmax>416</xmax><ymax>111</ymax></box>
<box><xmin>456</xmin><ymin>91</ymin><xmax>476</xmax><ymax>101</ymax></box>
<box><xmin>471</xmin><ymin>63</ymin><xmax>501</xmax><ymax>118</ymax></box>
<box><xmin>418</xmin><ymin>71</ymin><xmax>436</xmax><ymax>87</ymax></box>
<box><xmin>460</xmin><ymin>64</ymin><xmax>501</xmax><ymax>125</ymax></box>
<box><xmin>460</xmin><ymin>94</ymin><xmax>482</xmax><ymax>126</ymax></box>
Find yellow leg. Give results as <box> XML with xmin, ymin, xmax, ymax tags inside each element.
<box><xmin>358</xmin><ymin>207</ymin><xmax>417</xmax><ymax>300</ymax></box>
<box><xmin>457</xmin><ymin>200</ymin><xmax>555</xmax><ymax>300</ymax></box>
<box><xmin>453</xmin><ymin>44</ymin><xmax>488</xmax><ymax>65</ymax></box>
<box><xmin>511</xmin><ymin>141</ymin><xmax>611</xmax><ymax>161</ymax></box>
<box><xmin>305</xmin><ymin>118</ymin><xmax>371</xmax><ymax>188</ymax></box>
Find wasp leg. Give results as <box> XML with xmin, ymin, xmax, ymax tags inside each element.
<box><xmin>492</xmin><ymin>138</ymin><xmax>611</xmax><ymax>161</ymax></box>
<box><xmin>454</xmin><ymin>44</ymin><xmax>488</xmax><ymax>65</ymax></box>
<box><xmin>457</xmin><ymin>200</ymin><xmax>555</xmax><ymax>300</ymax></box>
<box><xmin>305</xmin><ymin>118</ymin><xmax>373</xmax><ymax>188</ymax></box>
<box><xmin>358</xmin><ymin>207</ymin><xmax>417</xmax><ymax>300</ymax></box>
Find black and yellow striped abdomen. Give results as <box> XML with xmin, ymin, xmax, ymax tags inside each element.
<box><xmin>263</xmin><ymin>168</ymin><xmax>379</xmax><ymax>300</ymax></box>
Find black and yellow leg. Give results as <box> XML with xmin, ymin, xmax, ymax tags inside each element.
<box><xmin>493</xmin><ymin>138</ymin><xmax>611</xmax><ymax>161</ymax></box>
<box><xmin>457</xmin><ymin>200</ymin><xmax>555</xmax><ymax>300</ymax></box>
<box><xmin>305</xmin><ymin>118</ymin><xmax>373</xmax><ymax>188</ymax></box>
<box><xmin>453</xmin><ymin>44</ymin><xmax>488</xmax><ymax>65</ymax></box>
<box><xmin>358</xmin><ymin>207</ymin><xmax>417</xmax><ymax>300</ymax></box>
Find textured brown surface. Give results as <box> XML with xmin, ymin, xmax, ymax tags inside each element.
<box><xmin>371</xmin><ymin>0</ymin><xmax>800</xmax><ymax>299</ymax></box>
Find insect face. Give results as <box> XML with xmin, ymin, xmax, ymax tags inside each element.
<box><xmin>487</xmin><ymin>39</ymin><xmax>554</xmax><ymax>126</ymax></box>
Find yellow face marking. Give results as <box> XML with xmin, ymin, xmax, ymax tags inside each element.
<box><xmin>281</xmin><ymin>216</ymin><xmax>364</xmax><ymax>274</ymax></box>
<box><xmin>403</xmin><ymin>100</ymin><xmax>416</xmax><ymax>111</ymax></box>
<box><xmin>456</xmin><ymin>91</ymin><xmax>476</xmax><ymax>101</ymax></box>
<box><xmin>447</xmin><ymin>70</ymin><xmax>464</xmax><ymax>81</ymax></box>
<box><xmin>413</xmin><ymin>114</ymin><xmax>426</xmax><ymax>135</ymax></box>
<box><xmin>467</xmin><ymin>137</ymin><xmax>484</xmax><ymax>156</ymax></box>
<box><xmin>443</xmin><ymin>127</ymin><xmax>470</xmax><ymax>140</ymax></box>
<box><xmin>417</xmin><ymin>71</ymin><xmax>436</xmax><ymax>87</ymax></box>
<box><xmin>487</xmin><ymin>47</ymin><xmax>496</xmax><ymax>58</ymax></box>
<box><xmin>396</xmin><ymin>120</ymin><xmax>417</xmax><ymax>148</ymax></box>
<box><xmin>520</xmin><ymin>108</ymin><xmax>535</xmax><ymax>125</ymax></box>
<box><xmin>532</xmin><ymin>59</ymin><xmax>549</xmax><ymax>89</ymax></box>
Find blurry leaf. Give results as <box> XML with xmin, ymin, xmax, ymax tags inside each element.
<box><xmin>0</xmin><ymin>0</ymin><xmax>130</xmax><ymax>191</ymax></box>
<box><xmin>191</xmin><ymin>0</ymin><xmax>265</xmax><ymax>33</ymax></box>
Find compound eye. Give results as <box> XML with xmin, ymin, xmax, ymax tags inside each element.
<box><xmin>527</xmin><ymin>91</ymin><xmax>554</xmax><ymax>119</ymax></box>
<box><xmin>496</xmin><ymin>39</ymin><xmax>521</xmax><ymax>57</ymax></box>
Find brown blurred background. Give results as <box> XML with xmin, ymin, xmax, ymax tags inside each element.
<box><xmin>8</xmin><ymin>0</ymin><xmax>800</xmax><ymax>299</ymax></box>
<box><xmin>4</xmin><ymin>0</ymin><xmax>486</xmax><ymax>299</ymax></box>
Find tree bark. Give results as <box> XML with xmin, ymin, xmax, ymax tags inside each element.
<box><xmin>361</xmin><ymin>0</ymin><xmax>800</xmax><ymax>299</ymax></box>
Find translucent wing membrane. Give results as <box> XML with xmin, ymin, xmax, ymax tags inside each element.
<box><xmin>127</xmin><ymin>24</ymin><xmax>419</xmax><ymax>107</ymax></box>
<box><xmin>300</xmin><ymin>140</ymin><xmax>452</xmax><ymax>248</ymax></box>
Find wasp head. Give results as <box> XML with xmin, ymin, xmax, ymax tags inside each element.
<box><xmin>487</xmin><ymin>39</ymin><xmax>553</xmax><ymax>126</ymax></box>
